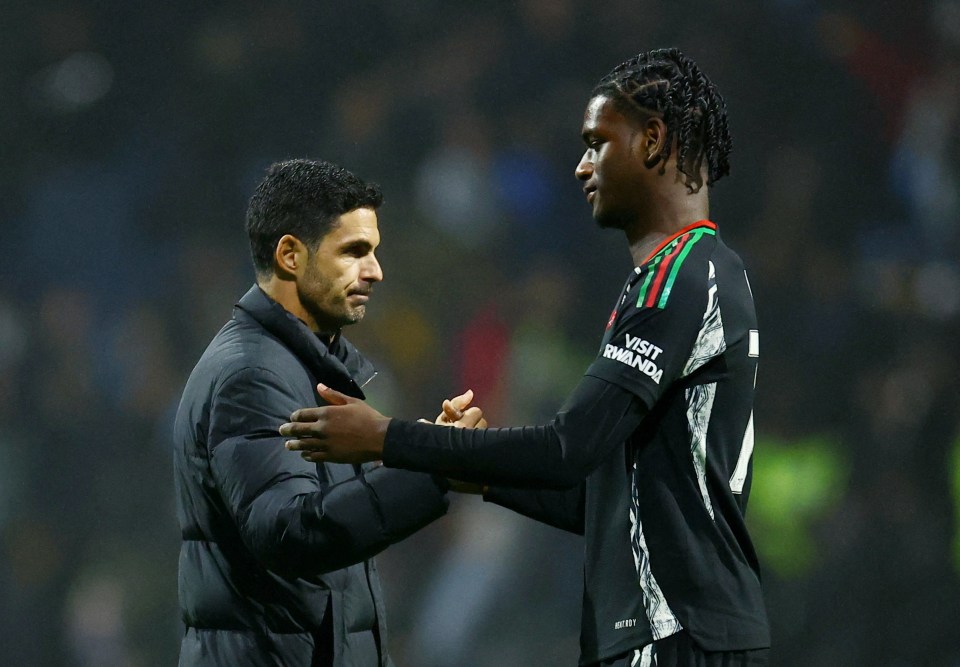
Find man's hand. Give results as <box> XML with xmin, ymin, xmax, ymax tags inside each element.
<box><xmin>280</xmin><ymin>384</ymin><xmax>390</xmax><ymax>464</ymax></box>
<box><xmin>430</xmin><ymin>389</ymin><xmax>488</xmax><ymax>493</ymax></box>
<box><xmin>433</xmin><ymin>389</ymin><xmax>488</xmax><ymax>429</ymax></box>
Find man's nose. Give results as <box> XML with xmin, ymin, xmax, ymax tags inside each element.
<box><xmin>575</xmin><ymin>153</ymin><xmax>593</xmax><ymax>180</ymax></box>
<box><xmin>362</xmin><ymin>255</ymin><xmax>383</xmax><ymax>283</ymax></box>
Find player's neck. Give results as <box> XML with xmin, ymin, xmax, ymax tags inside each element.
<box><xmin>625</xmin><ymin>190</ymin><xmax>709</xmax><ymax>266</ymax></box>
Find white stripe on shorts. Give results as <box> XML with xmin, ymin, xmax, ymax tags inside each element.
<box><xmin>634</xmin><ymin>644</ymin><xmax>655</xmax><ymax>667</ymax></box>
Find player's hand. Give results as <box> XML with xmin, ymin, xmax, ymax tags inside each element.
<box><xmin>280</xmin><ymin>384</ymin><xmax>389</xmax><ymax>464</ymax></box>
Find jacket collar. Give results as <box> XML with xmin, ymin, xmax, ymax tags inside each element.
<box><xmin>234</xmin><ymin>285</ymin><xmax>376</xmax><ymax>399</ymax></box>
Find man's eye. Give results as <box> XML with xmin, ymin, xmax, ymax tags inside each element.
<box><xmin>343</xmin><ymin>245</ymin><xmax>370</xmax><ymax>258</ymax></box>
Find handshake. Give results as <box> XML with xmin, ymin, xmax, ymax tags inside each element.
<box><xmin>421</xmin><ymin>388</ymin><xmax>488</xmax><ymax>430</ymax></box>
<box><xmin>280</xmin><ymin>384</ymin><xmax>486</xmax><ymax>467</ymax></box>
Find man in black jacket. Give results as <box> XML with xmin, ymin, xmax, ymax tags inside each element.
<box><xmin>173</xmin><ymin>159</ymin><xmax>471</xmax><ymax>666</ymax></box>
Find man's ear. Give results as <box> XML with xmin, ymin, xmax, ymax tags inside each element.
<box><xmin>274</xmin><ymin>234</ymin><xmax>307</xmax><ymax>279</ymax></box>
<box><xmin>642</xmin><ymin>116</ymin><xmax>668</xmax><ymax>169</ymax></box>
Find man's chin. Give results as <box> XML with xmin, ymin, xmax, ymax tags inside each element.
<box><xmin>306</xmin><ymin>307</ymin><xmax>364</xmax><ymax>332</ymax></box>
<box><xmin>594</xmin><ymin>214</ymin><xmax>626</xmax><ymax>231</ymax></box>
<box><xmin>345</xmin><ymin>306</ymin><xmax>366</xmax><ymax>325</ymax></box>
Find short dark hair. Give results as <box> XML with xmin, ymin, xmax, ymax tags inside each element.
<box><xmin>245</xmin><ymin>159</ymin><xmax>383</xmax><ymax>276</ymax></box>
<box><xmin>592</xmin><ymin>48</ymin><xmax>732</xmax><ymax>187</ymax></box>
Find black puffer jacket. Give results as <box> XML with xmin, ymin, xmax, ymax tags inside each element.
<box><xmin>173</xmin><ymin>286</ymin><xmax>449</xmax><ymax>666</ymax></box>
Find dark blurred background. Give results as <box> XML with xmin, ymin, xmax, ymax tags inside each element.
<box><xmin>1</xmin><ymin>0</ymin><xmax>959</xmax><ymax>665</ymax></box>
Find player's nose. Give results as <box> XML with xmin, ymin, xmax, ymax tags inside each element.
<box><xmin>575</xmin><ymin>152</ymin><xmax>593</xmax><ymax>181</ymax></box>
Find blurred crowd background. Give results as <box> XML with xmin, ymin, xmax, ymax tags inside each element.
<box><xmin>2</xmin><ymin>0</ymin><xmax>959</xmax><ymax>665</ymax></box>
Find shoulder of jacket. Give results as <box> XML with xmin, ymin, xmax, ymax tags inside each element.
<box><xmin>207</xmin><ymin>326</ymin><xmax>308</xmax><ymax>388</ymax></box>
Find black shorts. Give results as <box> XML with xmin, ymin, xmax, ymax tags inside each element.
<box><xmin>591</xmin><ymin>631</ymin><xmax>769</xmax><ymax>667</ymax></box>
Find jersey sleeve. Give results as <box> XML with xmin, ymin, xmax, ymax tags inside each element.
<box><xmin>382</xmin><ymin>376</ymin><xmax>647</xmax><ymax>489</ymax></box>
<box><xmin>483</xmin><ymin>483</ymin><xmax>585</xmax><ymax>534</ymax></box>
<box><xmin>585</xmin><ymin>254</ymin><xmax>710</xmax><ymax>410</ymax></box>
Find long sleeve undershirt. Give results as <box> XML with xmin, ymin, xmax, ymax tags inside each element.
<box><xmin>382</xmin><ymin>375</ymin><xmax>648</xmax><ymax>489</ymax></box>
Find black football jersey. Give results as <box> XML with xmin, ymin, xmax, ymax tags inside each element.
<box><xmin>583</xmin><ymin>220</ymin><xmax>769</xmax><ymax>655</ymax></box>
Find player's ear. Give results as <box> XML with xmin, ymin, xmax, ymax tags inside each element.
<box><xmin>274</xmin><ymin>234</ymin><xmax>308</xmax><ymax>278</ymax></box>
<box><xmin>642</xmin><ymin>116</ymin><xmax>668</xmax><ymax>168</ymax></box>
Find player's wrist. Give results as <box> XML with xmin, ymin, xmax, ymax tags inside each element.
<box><xmin>370</xmin><ymin>416</ymin><xmax>391</xmax><ymax>459</ymax></box>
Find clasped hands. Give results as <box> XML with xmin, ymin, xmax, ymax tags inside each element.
<box><xmin>279</xmin><ymin>384</ymin><xmax>486</xmax><ymax>465</ymax></box>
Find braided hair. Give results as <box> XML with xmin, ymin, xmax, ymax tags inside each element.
<box><xmin>592</xmin><ymin>48</ymin><xmax>732</xmax><ymax>188</ymax></box>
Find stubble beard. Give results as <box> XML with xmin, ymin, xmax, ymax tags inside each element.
<box><xmin>298</xmin><ymin>272</ymin><xmax>364</xmax><ymax>333</ymax></box>
<box><xmin>304</xmin><ymin>293</ymin><xmax>364</xmax><ymax>332</ymax></box>
<box><xmin>343</xmin><ymin>304</ymin><xmax>365</xmax><ymax>325</ymax></box>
